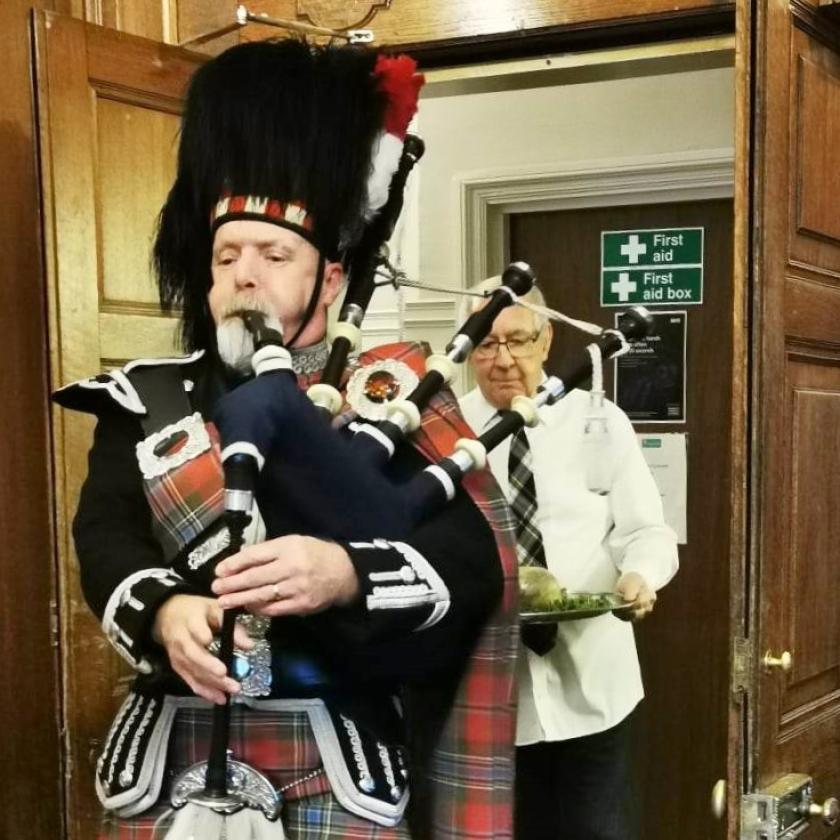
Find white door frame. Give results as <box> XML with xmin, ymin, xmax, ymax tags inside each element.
<box><xmin>458</xmin><ymin>148</ymin><xmax>735</xmax><ymax>289</ymax></box>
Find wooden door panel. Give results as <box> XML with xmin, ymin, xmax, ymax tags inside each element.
<box><xmin>787</xmin><ymin>276</ymin><xmax>840</xmax><ymax>343</ymax></box>
<box><xmin>86</xmin><ymin>21</ymin><xmax>194</xmax><ymax>95</ymax></box>
<box><xmin>35</xmin><ymin>12</ymin><xmax>202</xmax><ymax>839</ymax></box>
<box><xmin>781</xmin><ymin>355</ymin><xmax>840</xmax><ymax>718</ymax></box>
<box><xmin>753</xmin><ymin>2</ymin><xmax>840</xmax><ymax>831</ymax></box>
<box><xmin>791</xmin><ymin>32</ymin><xmax>840</xmax><ymax>272</ymax></box>
<box><xmin>97</xmin><ymin>97</ymin><xmax>181</xmax><ymax>307</ymax></box>
<box><xmin>99</xmin><ymin>313</ymin><xmax>181</xmax><ymax>367</ymax></box>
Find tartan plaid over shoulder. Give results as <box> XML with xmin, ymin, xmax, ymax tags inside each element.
<box><xmin>142</xmin><ymin>424</ymin><xmax>225</xmax><ymax>561</ymax></box>
<box><xmin>345</xmin><ymin>342</ymin><xmax>519</xmax><ymax>840</ymax></box>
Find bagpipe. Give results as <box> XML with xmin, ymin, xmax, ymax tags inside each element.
<box><xmin>170</xmin><ymin>136</ymin><xmax>654</xmax><ymax>832</ymax></box>
<box><xmin>213</xmin><ymin>276</ymin><xmax>653</xmax><ymax>543</ymax></box>
<box><xmin>211</xmin><ymin>137</ymin><xmax>653</xmax><ymax>541</ymax></box>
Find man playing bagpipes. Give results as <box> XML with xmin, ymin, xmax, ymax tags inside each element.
<box><xmin>54</xmin><ymin>40</ymin><xmax>519</xmax><ymax>840</ymax></box>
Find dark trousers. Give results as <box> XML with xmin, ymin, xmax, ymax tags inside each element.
<box><xmin>514</xmin><ymin>713</ymin><xmax>637</xmax><ymax>840</ymax></box>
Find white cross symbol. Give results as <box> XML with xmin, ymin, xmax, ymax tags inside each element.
<box><xmin>620</xmin><ymin>234</ymin><xmax>647</xmax><ymax>264</ymax></box>
<box><xmin>611</xmin><ymin>272</ymin><xmax>637</xmax><ymax>302</ymax></box>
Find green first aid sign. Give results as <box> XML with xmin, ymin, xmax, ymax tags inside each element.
<box><xmin>601</xmin><ymin>228</ymin><xmax>704</xmax><ymax>306</ymax></box>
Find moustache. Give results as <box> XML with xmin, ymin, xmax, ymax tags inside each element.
<box><xmin>218</xmin><ymin>293</ymin><xmax>274</xmax><ymax>322</ymax></box>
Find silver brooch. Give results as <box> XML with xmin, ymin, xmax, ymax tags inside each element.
<box><xmin>208</xmin><ymin>614</ymin><xmax>272</xmax><ymax>698</ymax></box>
<box><xmin>345</xmin><ymin>360</ymin><xmax>419</xmax><ymax>421</ymax></box>
<box><xmin>135</xmin><ymin>413</ymin><xmax>211</xmax><ymax>480</ymax></box>
<box><xmin>187</xmin><ymin>527</ymin><xmax>231</xmax><ymax>571</ymax></box>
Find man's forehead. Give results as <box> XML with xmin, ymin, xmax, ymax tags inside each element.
<box><xmin>489</xmin><ymin>304</ymin><xmax>539</xmax><ymax>336</ymax></box>
<box><xmin>213</xmin><ymin>220</ymin><xmax>304</xmax><ymax>250</ymax></box>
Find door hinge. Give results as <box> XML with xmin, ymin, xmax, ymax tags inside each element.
<box><xmin>732</xmin><ymin>636</ymin><xmax>753</xmax><ymax>695</ymax></box>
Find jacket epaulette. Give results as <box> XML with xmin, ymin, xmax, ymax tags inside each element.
<box><xmin>52</xmin><ymin>351</ymin><xmax>205</xmax><ymax>416</ymax></box>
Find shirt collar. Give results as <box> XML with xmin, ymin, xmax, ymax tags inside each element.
<box><xmin>472</xmin><ymin>391</ymin><xmax>501</xmax><ymax>432</ymax></box>
<box><xmin>289</xmin><ymin>338</ymin><xmax>329</xmax><ymax>375</ymax></box>
<box><xmin>474</xmin><ymin>370</ymin><xmax>549</xmax><ymax>431</ymax></box>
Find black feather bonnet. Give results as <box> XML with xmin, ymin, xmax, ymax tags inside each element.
<box><xmin>153</xmin><ymin>39</ymin><xmax>422</xmax><ymax>352</ymax></box>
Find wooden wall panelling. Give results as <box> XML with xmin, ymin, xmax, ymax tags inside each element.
<box><xmin>250</xmin><ymin>0</ymin><xmax>726</xmax><ymax>44</ymax></box>
<box><xmin>776</xmin><ymin>36</ymin><xmax>840</xmax><ymax>812</ymax></box>
<box><xmin>89</xmin><ymin>0</ymin><xmax>165</xmax><ymax>41</ymax></box>
<box><xmin>245</xmin><ymin>0</ymin><xmax>732</xmax><ymax>43</ymax></box>
<box><xmin>0</xmin><ymin>2</ymin><xmax>66</xmax><ymax>838</ymax></box>
<box><xmin>177</xmin><ymin>0</ymin><xmax>734</xmax><ymax>56</ymax></box>
<box><xmin>1</xmin><ymin>0</ymin><xmax>211</xmax><ymax>825</ymax></box>
<box><xmin>176</xmin><ymin>0</ymin><xmax>239</xmax><ymax>48</ymax></box>
<box><xmin>74</xmin><ymin>0</ymin><xmax>177</xmax><ymax>41</ymax></box>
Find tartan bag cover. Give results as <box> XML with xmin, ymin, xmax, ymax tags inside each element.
<box><xmin>142</xmin><ymin>424</ymin><xmax>225</xmax><ymax>561</ymax></box>
<box><xmin>139</xmin><ymin>342</ymin><xmax>519</xmax><ymax>839</ymax></box>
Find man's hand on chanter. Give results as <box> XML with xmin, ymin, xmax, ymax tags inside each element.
<box><xmin>212</xmin><ymin>535</ymin><xmax>360</xmax><ymax>617</ymax></box>
<box><xmin>152</xmin><ymin>593</ymin><xmax>254</xmax><ymax>704</ymax></box>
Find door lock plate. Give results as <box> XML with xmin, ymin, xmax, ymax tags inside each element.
<box><xmin>741</xmin><ymin>774</ymin><xmax>816</xmax><ymax>839</ymax></box>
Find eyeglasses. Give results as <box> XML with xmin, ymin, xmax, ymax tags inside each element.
<box><xmin>473</xmin><ymin>332</ymin><xmax>542</xmax><ymax>360</ymax></box>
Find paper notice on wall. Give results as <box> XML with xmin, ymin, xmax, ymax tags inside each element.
<box><xmin>637</xmin><ymin>433</ymin><xmax>687</xmax><ymax>544</ymax></box>
<box><xmin>615</xmin><ymin>311</ymin><xmax>687</xmax><ymax>423</ymax></box>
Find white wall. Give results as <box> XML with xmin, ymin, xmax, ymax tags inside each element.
<box><xmin>361</xmin><ymin>57</ymin><xmax>734</xmax><ymax>365</ymax></box>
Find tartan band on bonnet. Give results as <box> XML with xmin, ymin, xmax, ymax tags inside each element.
<box><xmin>209</xmin><ymin>194</ymin><xmax>315</xmax><ymax>240</ymax></box>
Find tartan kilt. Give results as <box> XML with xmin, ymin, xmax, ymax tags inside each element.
<box><xmin>97</xmin><ymin>704</ymin><xmax>411</xmax><ymax>840</ymax></box>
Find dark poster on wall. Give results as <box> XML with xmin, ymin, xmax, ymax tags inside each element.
<box><xmin>613</xmin><ymin>310</ymin><xmax>686</xmax><ymax>423</ymax></box>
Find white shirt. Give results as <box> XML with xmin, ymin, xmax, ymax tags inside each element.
<box><xmin>459</xmin><ymin>385</ymin><xmax>678</xmax><ymax>744</ymax></box>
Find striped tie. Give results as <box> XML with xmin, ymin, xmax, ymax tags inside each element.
<box><xmin>508</xmin><ymin>427</ymin><xmax>547</xmax><ymax>568</ymax></box>
<box><xmin>508</xmin><ymin>426</ymin><xmax>557</xmax><ymax>655</ymax></box>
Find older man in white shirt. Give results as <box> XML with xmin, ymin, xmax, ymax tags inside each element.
<box><xmin>458</xmin><ymin>279</ymin><xmax>678</xmax><ymax>840</ymax></box>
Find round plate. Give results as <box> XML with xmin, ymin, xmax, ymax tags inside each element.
<box><xmin>520</xmin><ymin>593</ymin><xmax>635</xmax><ymax>624</ymax></box>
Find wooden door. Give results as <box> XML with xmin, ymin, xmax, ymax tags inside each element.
<box><xmin>747</xmin><ymin>0</ymin><xmax>840</xmax><ymax>835</ymax></box>
<box><xmin>34</xmin><ymin>12</ymin><xmax>203</xmax><ymax>838</ymax></box>
<box><xmin>509</xmin><ymin>198</ymin><xmax>734</xmax><ymax>840</ymax></box>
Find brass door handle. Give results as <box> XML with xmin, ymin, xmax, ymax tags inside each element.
<box><xmin>710</xmin><ymin>779</ymin><xmax>726</xmax><ymax>819</ymax></box>
<box><xmin>803</xmin><ymin>796</ymin><xmax>840</xmax><ymax>826</ymax></box>
<box><xmin>763</xmin><ymin>650</ymin><xmax>792</xmax><ymax>672</ymax></box>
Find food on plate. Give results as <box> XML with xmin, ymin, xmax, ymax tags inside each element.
<box><xmin>519</xmin><ymin>566</ymin><xmax>613</xmax><ymax>613</ymax></box>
